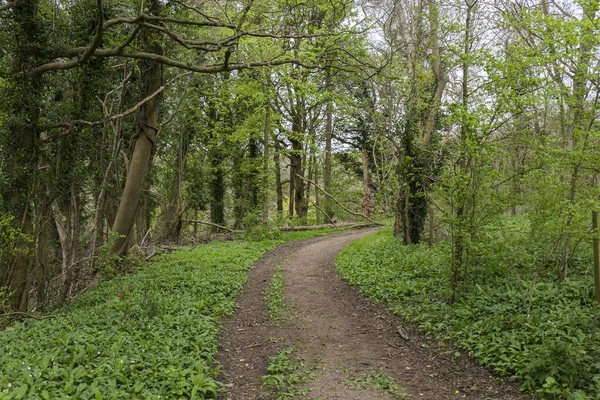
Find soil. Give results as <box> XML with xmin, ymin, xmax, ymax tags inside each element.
<box><xmin>215</xmin><ymin>229</ymin><xmax>529</xmax><ymax>400</ymax></box>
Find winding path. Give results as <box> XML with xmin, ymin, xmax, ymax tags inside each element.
<box><xmin>216</xmin><ymin>229</ymin><xmax>527</xmax><ymax>399</ymax></box>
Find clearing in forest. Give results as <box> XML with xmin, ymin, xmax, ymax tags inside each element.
<box><xmin>216</xmin><ymin>229</ymin><xmax>527</xmax><ymax>399</ymax></box>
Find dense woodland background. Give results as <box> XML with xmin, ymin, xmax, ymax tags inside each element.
<box><xmin>0</xmin><ymin>0</ymin><xmax>599</xmax><ymax>318</ymax></box>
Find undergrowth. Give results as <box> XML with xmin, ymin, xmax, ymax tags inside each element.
<box><xmin>0</xmin><ymin>228</ymin><xmax>344</xmax><ymax>399</ymax></box>
<box><xmin>261</xmin><ymin>347</ymin><xmax>317</xmax><ymax>399</ymax></box>
<box><xmin>345</xmin><ymin>370</ymin><xmax>410</xmax><ymax>399</ymax></box>
<box><xmin>265</xmin><ymin>267</ymin><xmax>289</xmax><ymax>324</ymax></box>
<box><xmin>337</xmin><ymin>227</ymin><xmax>600</xmax><ymax>400</ymax></box>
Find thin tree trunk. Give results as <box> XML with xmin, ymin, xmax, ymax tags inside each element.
<box><xmin>324</xmin><ymin>72</ymin><xmax>334</xmax><ymax>220</ymax></box>
<box><xmin>262</xmin><ymin>104</ymin><xmax>271</xmax><ymax>226</ymax></box>
<box><xmin>209</xmin><ymin>148</ymin><xmax>226</xmax><ymax>230</ymax></box>
<box><xmin>452</xmin><ymin>0</ymin><xmax>474</xmax><ymax>302</ymax></box>
<box><xmin>422</xmin><ymin>0</ymin><xmax>449</xmax><ymax>147</ymax></box>
<box><xmin>274</xmin><ymin>136</ymin><xmax>284</xmax><ymax>214</ymax></box>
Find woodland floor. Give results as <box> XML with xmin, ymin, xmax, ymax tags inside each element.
<box><xmin>215</xmin><ymin>229</ymin><xmax>529</xmax><ymax>400</ymax></box>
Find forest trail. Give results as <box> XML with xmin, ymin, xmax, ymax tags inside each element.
<box><xmin>216</xmin><ymin>230</ymin><xmax>527</xmax><ymax>400</ymax></box>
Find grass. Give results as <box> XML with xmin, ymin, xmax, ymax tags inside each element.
<box><xmin>0</xmin><ymin>227</ymin><xmax>348</xmax><ymax>399</ymax></box>
<box><xmin>336</xmin><ymin>227</ymin><xmax>600</xmax><ymax>399</ymax></box>
<box><xmin>265</xmin><ymin>267</ymin><xmax>290</xmax><ymax>324</ymax></box>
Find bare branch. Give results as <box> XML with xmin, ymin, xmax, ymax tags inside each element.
<box><xmin>170</xmin><ymin>0</ymin><xmax>219</xmax><ymax>23</ymax></box>
<box><xmin>309</xmin><ymin>199</ymin><xmax>337</xmax><ymax>227</ymax></box>
<box><xmin>43</xmin><ymin>72</ymin><xmax>192</xmax><ymax>140</ymax></box>
<box><xmin>242</xmin><ymin>30</ymin><xmax>337</xmax><ymax>40</ymax></box>
<box><xmin>295</xmin><ymin>174</ymin><xmax>382</xmax><ymax>225</ymax></box>
<box><xmin>182</xmin><ymin>219</ymin><xmax>243</xmax><ymax>233</ymax></box>
<box><xmin>48</xmin><ymin>46</ymin><xmax>318</xmax><ymax>73</ymax></box>
<box><xmin>158</xmin><ymin>74</ymin><xmax>193</xmax><ymax>133</ymax></box>
<box><xmin>279</xmin><ymin>222</ymin><xmax>377</xmax><ymax>231</ymax></box>
<box><xmin>116</xmin><ymin>25</ymin><xmax>141</xmax><ymax>52</ymax></box>
<box><xmin>143</xmin><ymin>14</ymin><xmax>236</xmax><ymax>29</ymax></box>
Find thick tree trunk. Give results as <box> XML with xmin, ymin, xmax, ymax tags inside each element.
<box><xmin>110</xmin><ymin>0</ymin><xmax>162</xmax><ymax>255</ymax></box>
<box><xmin>290</xmin><ymin>137</ymin><xmax>308</xmax><ymax>219</ymax></box>
<box><xmin>392</xmin><ymin>1</ymin><xmax>447</xmax><ymax>246</ymax></box>
<box><xmin>4</xmin><ymin>0</ymin><xmax>42</xmax><ymax>311</ymax></box>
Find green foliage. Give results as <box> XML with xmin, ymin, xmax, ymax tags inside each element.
<box><xmin>0</xmin><ymin>240</ymin><xmax>279</xmax><ymax>399</ymax></box>
<box><xmin>0</xmin><ymin>213</ymin><xmax>33</xmax><ymax>313</ymax></box>
<box><xmin>337</xmin><ymin>227</ymin><xmax>600</xmax><ymax>399</ymax></box>
<box><xmin>0</xmin><ymin>226</ymin><xmax>346</xmax><ymax>398</ymax></box>
<box><xmin>261</xmin><ymin>347</ymin><xmax>316</xmax><ymax>399</ymax></box>
<box><xmin>265</xmin><ymin>268</ymin><xmax>289</xmax><ymax>324</ymax></box>
<box><xmin>345</xmin><ymin>370</ymin><xmax>410</xmax><ymax>399</ymax></box>
<box><xmin>92</xmin><ymin>232</ymin><xmax>126</xmax><ymax>279</ymax></box>
<box><xmin>0</xmin><ymin>213</ymin><xmax>28</xmax><ymax>260</ymax></box>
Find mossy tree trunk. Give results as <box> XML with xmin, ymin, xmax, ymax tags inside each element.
<box><xmin>3</xmin><ymin>0</ymin><xmax>42</xmax><ymax>311</ymax></box>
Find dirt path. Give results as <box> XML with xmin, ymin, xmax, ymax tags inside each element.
<box><xmin>216</xmin><ymin>230</ymin><xmax>528</xmax><ymax>399</ymax></box>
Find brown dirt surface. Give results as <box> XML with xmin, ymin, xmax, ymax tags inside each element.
<box><xmin>215</xmin><ymin>229</ymin><xmax>530</xmax><ymax>400</ymax></box>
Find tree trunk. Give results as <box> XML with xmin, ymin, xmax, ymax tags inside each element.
<box><xmin>274</xmin><ymin>136</ymin><xmax>284</xmax><ymax>214</ymax></box>
<box><xmin>161</xmin><ymin>127</ymin><xmax>190</xmax><ymax>242</ymax></box>
<box><xmin>51</xmin><ymin>190</ymin><xmax>80</xmax><ymax>305</ymax></box>
<box><xmin>290</xmin><ymin>137</ymin><xmax>308</xmax><ymax>219</ymax></box>
<box><xmin>110</xmin><ymin>0</ymin><xmax>162</xmax><ymax>255</ymax></box>
<box><xmin>209</xmin><ymin>149</ymin><xmax>226</xmax><ymax>230</ymax></box>
<box><xmin>262</xmin><ymin>104</ymin><xmax>271</xmax><ymax>226</ymax></box>
<box><xmin>451</xmin><ymin>0</ymin><xmax>474</xmax><ymax>301</ymax></box>
<box><xmin>361</xmin><ymin>148</ymin><xmax>374</xmax><ymax>218</ymax></box>
<box><xmin>4</xmin><ymin>0</ymin><xmax>42</xmax><ymax>311</ymax></box>
<box><xmin>392</xmin><ymin>1</ymin><xmax>447</xmax><ymax>246</ymax></box>
<box><xmin>324</xmin><ymin>74</ymin><xmax>334</xmax><ymax>220</ymax></box>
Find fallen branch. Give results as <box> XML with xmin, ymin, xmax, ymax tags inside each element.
<box><xmin>295</xmin><ymin>174</ymin><xmax>382</xmax><ymax>226</ymax></box>
<box><xmin>182</xmin><ymin>219</ymin><xmax>244</xmax><ymax>233</ymax></box>
<box><xmin>1</xmin><ymin>312</ymin><xmax>67</xmax><ymax>321</ymax></box>
<box><xmin>279</xmin><ymin>222</ymin><xmax>377</xmax><ymax>231</ymax></box>
<box><xmin>309</xmin><ymin>199</ymin><xmax>337</xmax><ymax>228</ymax></box>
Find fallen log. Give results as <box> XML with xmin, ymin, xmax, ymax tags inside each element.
<box><xmin>182</xmin><ymin>219</ymin><xmax>244</xmax><ymax>233</ymax></box>
<box><xmin>279</xmin><ymin>222</ymin><xmax>378</xmax><ymax>231</ymax></box>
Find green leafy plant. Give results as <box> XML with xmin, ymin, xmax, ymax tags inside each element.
<box><xmin>0</xmin><ymin>240</ymin><xmax>277</xmax><ymax>399</ymax></box>
<box><xmin>0</xmin><ymin>226</ymin><xmax>344</xmax><ymax>398</ymax></box>
<box><xmin>265</xmin><ymin>267</ymin><xmax>290</xmax><ymax>324</ymax></box>
<box><xmin>262</xmin><ymin>347</ymin><xmax>317</xmax><ymax>399</ymax></box>
<box><xmin>345</xmin><ymin>370</ymin><xmax>410</xmax><ymax>399</ymax></box>
<box><xmin>337</xmin><ymin>226</ymin><xmax>600</xmax><ymax>399</ymax></box>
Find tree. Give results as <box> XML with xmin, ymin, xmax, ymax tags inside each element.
<box><xmin>0</xmin><ymin>0</ymin><xmax>358</xmax><ymax>310</ymax></box>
